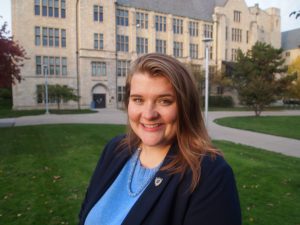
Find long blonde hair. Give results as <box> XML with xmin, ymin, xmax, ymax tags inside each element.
<box><xmin>122</xmin><ymin>53</ymin><xmax>220</xmax><ymax>191</ymax></box>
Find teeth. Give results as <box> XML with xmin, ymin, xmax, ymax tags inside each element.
<box><xmin>144</xmin><ymin>124</ymin><xmax>159</xmax><ymax>128</ymax></box>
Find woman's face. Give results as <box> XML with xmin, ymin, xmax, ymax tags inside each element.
<box><xmin>128</xmin><ymin>72</ymin><xmax>178</xmax><ymax>150</ymax></box>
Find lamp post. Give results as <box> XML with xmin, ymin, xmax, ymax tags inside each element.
<box><xmin>202</xmin><ymin>38</ymin><xmax>212</xmax><ymax>126</ymax></box>
<box><xmin>43</xmin><ymin>65</ymin><xmax>50</xmax><ymax>114</ymax></box>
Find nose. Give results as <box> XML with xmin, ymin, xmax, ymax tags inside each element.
<box><xmin>142</xmin><ymin>102</ymin><xmax>159</xmax><ymax>120</ymax></box>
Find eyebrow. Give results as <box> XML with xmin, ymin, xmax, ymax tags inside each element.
<box><xmin>129</xmin><ymin>94</ymin><xmax>175</xmax><ymax>98</ymax></box>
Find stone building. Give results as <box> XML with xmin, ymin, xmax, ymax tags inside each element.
<box><xmin>281</xmin><ymin>28</ymin><xmax>300</xmax><ymax>66</ymax></box>
<box><xmin>11</xmin><ymin>0</ymin><xmax>281</xmax><ymax>109</ymax></box>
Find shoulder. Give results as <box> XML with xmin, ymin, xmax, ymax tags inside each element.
<box><xmin>194</xmin><ymin>154</ymin><xmax>237</xmax><ymax>195</ymax></box>
<box><xmin>96</xmin><ymin>134</ymin><xmax>128</xmax><ymax>164</ymax></box>
<box><xmin>184</xmin><ymin>154</ymin><xmax>241</xmax><ymax>224</ymax></box>
<box><xmin>102</xmin><ymin>134</ymin><xmax>127</xmax><ymax>154</ymax></box>
<box><xmin>201</xmin><ymin>154</ymin><xmax>233</xmax><ymax>178</ymax></box>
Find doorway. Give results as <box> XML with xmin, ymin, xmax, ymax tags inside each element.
<box><xmin>93</xmin><ymin>94</ymin><xmax>106</xmax><ymax>108</ymax></box>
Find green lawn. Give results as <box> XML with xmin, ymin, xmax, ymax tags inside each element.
<box><xmin>214</xmin><ymin>116</ymin><xmax>300</xmax><ymax>140</ymax></box>
<box><xmin>0</xmin><ymin>125</ymin><xmax>299</xmax><ymax>225</ymax></box>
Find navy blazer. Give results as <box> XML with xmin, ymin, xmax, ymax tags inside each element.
<box><xmin>79</xmin><ymin>135</ymin><xmax>241</xmax><ymax>225</ymax></box>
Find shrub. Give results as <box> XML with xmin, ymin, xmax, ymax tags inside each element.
<box><xmin>201</xmin><ymin>95</ymin><xmax>234</xmax><ymax>107</ymax></box>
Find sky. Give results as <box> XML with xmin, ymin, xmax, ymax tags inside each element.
<box><xmin>0</xmin><ymin>0</ymin><xmax>299</xmax><ymax>34</ymax></box>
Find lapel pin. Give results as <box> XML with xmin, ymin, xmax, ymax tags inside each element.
<box><xmin>154</xmin><ymin>177</ymin><xmax>163</xmax><ymax>186</ymax></box>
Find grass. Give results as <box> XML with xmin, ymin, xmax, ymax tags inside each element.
<box><xmin>0</xmin><ymin>124</ymin><xmax>299</xmax><ymax>225</ymax></box>
<box><xmin>0</xmin><ymin>99</ymin><xmax>97</xmax><ymax>118</ymax></box>
<box><xmin>213</xmin><ymin>140</ymin><xmax>300</xmax><ymax>225</ymax></box>
<box><xmin>215</xmin><ymin>116</ymin><xmax>300</xmax><ymax>140</ymax></box>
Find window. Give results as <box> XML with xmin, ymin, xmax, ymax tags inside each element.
<box><xmin>94</xmin><ymin>5</ymin><xmax>103</xmax><ymax>22</ymax></box>
<box><xmin>286</xmin><ymin>52</ymin><xmax>290</xmax><ymax>57</ymax></box>
<box><xmin>36</xmin><ymin>56</ymin><xmax>67</xmax><ymax>76</ymax></box>
<box><xmin>35</xmin><ymin>0</ymin><xmax>40</xmax><ymax>15</ymax></box>
<box><xmin>189</xmin><ymin>21</ymin><xmax>198</xmax><ymax>37</ymax></box>
<box><xmin>117</xmin><ymin>60</ymin><xmax>130</xmax><ymax>77</ymax></box>
<box><xmin>94</xmin><ymin>33</ymin><xmax>104</xmax><ymax>50</ymax></box>
<box><xmin>35</xmin><ymin>0</ymin><xmax>65</xmax><ymax>18</ymax></box>
<box><xmin>217</xmin><ymin>86</ymin><xmax>224</xmax><ymax>95</ymax></box>
<box><xmin>49</xmin><ymin>57</ymin><xmax>55</xmax><ymax>75</ymax></box>
<box><xmin>116</xmin><ymin>9</ymin><xmax>129</xmax><ymax>26</ymax></box>
<box><xmin>232</xmin><ymin>28</ymin><xmax>242</xmax><ymax>42</ymax></box>
<box><xmin>92</xmin><ymin>62</ymin><xmax>106</xmax><ymax>76</ymax></box>
<box><xmin>173</xmin><ymin>41</ymin><xmax>183</xmax><ymax>58</ymax></box>
<box><xmin>42</xmin><ymin>27</ymin><xmax>48</xmax><ymax>46</ymax></box>
<box><xmin>209</xmin><ymin>66</ymin><xmax>216</xmax><ymax>79</ymax></box>
<box><xmin>35</xmin><ymin>26</ymin><xmax>41</xmax><ymax>46</ymax></box>
<box><xmin>203</xmin><ymin>24</ymin><xmax>213</xmax><ymax>38</ymax></box>
<box><xmin>48</xmin><ymin>0</ymin><xmax>53</xmax><ymax>17</ymax></box>
<box><xmin>42</xmin><ymin>56</ymin><xmax>48</xmax><ymax>71</ymax></box>
<box><xmin>190</xmin><ymin>44</ymin><xmax>198</xmax><ymax>59</ymax></box>
<box><xmin>55</xmin><ymin>57</ymin><xmax>60</xmax><ymax>75</ymax></box>
<box><xmin>155</xmin><ymin>15</ymin><xmax>166</xmax><ymax>32</ymax></box>
<box><xmin>36</xmin><ymin>84</ymin><xmax>68</xmax><ymax>104</ymax></box>
<box><xmin>234</xmin><ymin>10</ymin><xmax>241</xmax><ymax>22</ymax></box>
<box><xmin>204</xmin><ymin>46</ymin><xmax>213</xmax><ymax>59</ymax></box>
<box><xmin>62</xmin><ymin>57</ymin><xmax>67</xmax><ymax>75</ymax></box>
<box><xmin>191</xmin><ymin>64</ymin><xmax>201</xmax><ymax>74</ymax></box>
<box><xmin>136</xmin><ymin>12</ymin><xmax>148</xmax><ymax>29</ymax></box>
<box><xmin>42</xmin><ymin>0</ymin><xmax>47</xmax><ymax>16</ymax></box>
<box><xmin>231</xmin><ymin>49</ymin><xmax>238</xmax><ymax>61</ymax></box>
<box><xmin>246</xmin><ymin>30</ymin><xmax>249</xmax><ymax>43</ymax></box>
<box><xmin>117</xmin><ymin>86</ymin><xmax>125</xmax><ymax>102</ymax></box>
<box><xmin>61</xmin><ymin>0</ymin><xmax>66</xmax><ymax>18</ymax></box>
<box><xmin>136</xmin><ymin>37</ymin><xmax>148</xmax><ymax>54</ymax></box>
<box><xmin>49</xmin><ymin>28</ymin><xmax>54</xmax><ymax>46</ymax></box>
<box><xmin>54</xmin><ymin>0</ymin><xmax>59</xmax><ymax>17</ymax></box>
<box><xmin>173</xmin><ymin>18</ymin><xmax>183</xmax><ymax>34</ymax></box>
<box><xmin>36</xmin><ymin>85</ymin><xmax>43</xmax><ymax>103</ymax></box>
<box><xmin>156</xmin><ymin>39</ymin><xmax>167</xmax><ymax>54</ymax></box>
<box><xmin>36</xmin><ymin>56</ymin><xmax>42</xmax><ymax>74</ymax></box>
<box><xmin>117</xmin><ymin>35</ymin><xmax>129</xmax><ymax>52</ymax></box>
<box><xmin>61</xmin><ymin>29</ymin><xmax>66</xmax><ymax>47</ymax></box>
<box><xmin>225</xmin><ymin>49</ymin><xmax>228</xmax><ymax>61</ymax></box>
<box><xmin>36</xmin><ymin>26</ymin><xmax>66</xmax><ymax>48</ymax></box>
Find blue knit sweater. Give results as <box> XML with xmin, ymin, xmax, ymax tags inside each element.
<box><xmin>84</xmin><ymin>150</ymin><xmax>161</xmax><ymax>225</ymax></box>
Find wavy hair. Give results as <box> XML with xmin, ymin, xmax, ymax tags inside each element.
<box><xmin>122</xmin><ymin>53</ymin><xmax>221</xmax><ymax>192</ymax></box>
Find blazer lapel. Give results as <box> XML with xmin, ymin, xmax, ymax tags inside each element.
<box><xmin>122</xmin><ymin>143</ymin><xmax>179</xmax><ymax>225</ymax></box>
<box><xmin>83</xmin><ymin>148</ymin><xmax>131</xmax><ymax>222</ymax></box>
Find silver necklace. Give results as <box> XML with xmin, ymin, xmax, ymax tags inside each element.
<box><xmin>127</xmin><ymin>148</ymin><xmax>161</xmax><ymax>197</ymax></box>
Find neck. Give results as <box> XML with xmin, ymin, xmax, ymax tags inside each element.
<box><xmin>139</xmin><ymin>145</ymin><xmax>170</xmax><ymax>168</ymax></box>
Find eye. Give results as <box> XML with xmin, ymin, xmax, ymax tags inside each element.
<box><xmin>132</xmin><ymin>97</ymin><xmax>143</xmax><ymax>104</ymax></box>
<box><xmin>158</xmin><ymin>98</ymin><xmax>173</xmax><ymax>106</ymax></box>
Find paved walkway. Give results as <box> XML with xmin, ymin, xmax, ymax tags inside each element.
<box><xmin>0</xmin><ymin>109</ymin><xmax>299</xmax><ymax>157</ymax></box>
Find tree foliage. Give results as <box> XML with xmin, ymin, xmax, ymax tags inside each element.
<box><xmin>287</xmin><ymin>56</ymin><xmax>300</xmax><ymax>100</ymax></box>
<box><xmin>36</xmin><ymin>84</ymin><xmax>79</xmax><ymax>110</ymax></box>
<box><xmin>0</xmin><ymin>20</ymin><xmax>27</xmax><ymax>88</ymax></box>
<box><xmin>232</xmin><ymin>42</ymin><xmax>295</xmax><ymax>116</ymax></box>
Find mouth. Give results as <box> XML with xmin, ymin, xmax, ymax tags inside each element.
<box><xmin>142</xmin><ymin>123</ymin><xmax>162</xmax><ymax>130</ymax></box>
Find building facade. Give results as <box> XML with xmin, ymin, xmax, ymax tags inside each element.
<box><xmin>12</xmin><ymin>0</ymin><xmax>281</xmax><ymax>109</ymax></box>
<box><xmin>281</xmin><ymin>28</ymin><xmax>300</xmax><ymax>66</ymax></box>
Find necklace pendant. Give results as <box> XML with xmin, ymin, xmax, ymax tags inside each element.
<box><xmin>154</xmin><ymin>177</ymin><xmax>163</xmax><ymax>186</ymax></box>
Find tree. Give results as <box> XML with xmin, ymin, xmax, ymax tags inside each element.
<box><xmin>185</xmin><ymin>63</ymin><xmax>204</xmax><ymax>96</ymax></box>
<box><xmin>37</xmin><ymin>84</ymin><xmax>79</xmax><ymax>110</ymax></box>
<box><xmin>286</xmin><ymin>56</ymin><xmax>300</xmax><ymax>100</ymax></box>
<box><xmin>232</xmin><ymin>42</ymin><xmax>295</xmax><ymax>116</ymax></box>
<box><xmin>0</xmin><ymin>19</ymin><xmax>27</xmax><ymax>88</ymax></box>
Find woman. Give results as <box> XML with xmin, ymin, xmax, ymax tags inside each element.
<box><xmin>79</xmin><ymin>53</ymin><xmax>241</xmax><ymax>225</ymax></box>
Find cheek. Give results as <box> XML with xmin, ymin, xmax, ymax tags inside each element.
<box><xmin>128</xmin><ymin>103</ymin><xmax>139</xmax><ymax>122</ymax></box>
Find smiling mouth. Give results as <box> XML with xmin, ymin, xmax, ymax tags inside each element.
<box><xmin>142</xmin><ymin>123</ymin><xmax>161</xmax><ymax>128</ymax></box>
